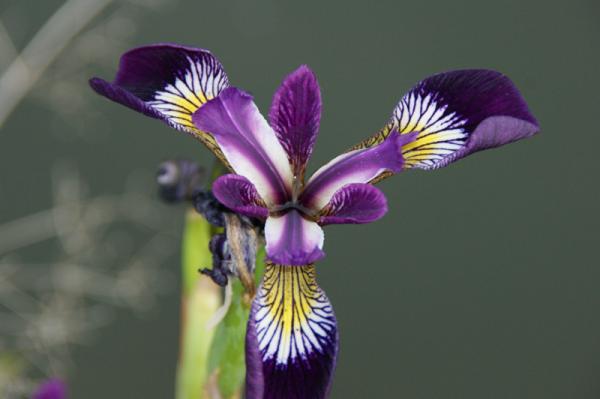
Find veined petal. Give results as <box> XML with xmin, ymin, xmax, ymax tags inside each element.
<box><xmin>193</xmin><ymin>88</ymin><xmax>295</xmax><ymax>205</ymax></box>
<box><xmin>353</xmin><ymin>69</ymin><xmax>539</xmax><ymax>170</ymax></box>
<box><xmin>264</xmin><ymin>210</ymin><xmax>325</xmax><ymax>266</ymax></box>
<box><xmin>33</xmin><ymin>379</ymin><xmax>67</xmax><ymax>399</ymax></box>
<box><xmin>246</xmin><ymin>263</ymin><xmax>338</xmax><ymax>399</ymax></box>
<box><xmin>299</xmin><ymin>131</ymin><xmax>416</xmax><ymax>211</ymax></box>
<box><xmin>268</xmin><ymin>65</ymin><xmax>321</xmax><ymax>180</ymax></box>
<box><xmin>319</xmin><ymin>183</ymin><xmax>388</xmax><ymax>225</ymax></box>
<box><xmin>212</xmin><ymin>174</ymin><xmax>269</xmax><ymax>219</ymax></box>
<box><xmin>89</xmin><ymin>44</ymin><xmax>231</xmax><ymax>166</ymax></box>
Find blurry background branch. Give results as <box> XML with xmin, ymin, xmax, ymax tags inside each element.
<box><xmin>0</xmin><ymin>0</ymin><xmax>113</xmax><ymax>128</ymax></box>
<box><xmin>0</xmin><ymin>1</ymin><xmax>177</xmax><ymax>397</ymax></box>
<box><xmin>0</xmin><ymin>164</ymin><xmax>177</xmax><ymax>398</ymax></box>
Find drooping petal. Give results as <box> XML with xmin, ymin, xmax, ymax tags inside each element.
<box><xmin>89</xmin><ymin>44</ymin><xmax>231</xmax><ymax>166</ymax></box>
<box><xmin>352</xmin><ymin>69</ymin><xmax>539</xmax><ymax>170</ymax></box>
<box><xmin>268</xmin><ymin>65</ymin><xmax>321</xmax><ymax>179</ymax></box>
<box><xmin>246</xmin><ymin>263</ymin><xmax>338</xmax><ymax>399</ymax></box>
<box><xmin>299</xmin><ymin>131</ymin><xmax>417</xmax><ymax>211</ymax></box>
<box><xmin>33</xmin><ymin>379</ymin><xmax>67</xmax><ymax>399</ymax></box>
<box><xmin>264</xmin><ymin>210</ymin><xmax>325</xmax><ymax>265</ymax></box>
<box><xmin>212</xmin><ymin>174</ymin><xmax>269</xmax><ymax>219</ymax></box>
<box><xmin>318</xmin><ymin>183</ymin><xmax>388</xmax><ymax>225</ymax></box>
<box><xmin>193</xmin><ymin>88</ymin><xmax>294</xmax><ymax>205</ymax></box>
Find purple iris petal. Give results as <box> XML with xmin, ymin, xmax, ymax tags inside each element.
<box><xmin>246</xmin><ymin>263</ymin><xmax>338</xmax><ymax>399</ymax></box>
<box><xmin>268</xmin><ymin>65</ymin><xmax>321</xmax><ymax>179</ymax></box>
<box><xmin>391</xmin><ymin>69</ymin><xmax>539</xmax><ymax>170</ymax></box>
<box><xmin>319</xmin><ymin>183</ymin><xmax>388</xmax><ymax>225</ymax></box>
<box><xmin>89</xmin><ymin>43</ymin><xmax>229</xmax><ymax>133</ymax></box>
<box><xmin>264</xmin><ymin>210</ymin><xmax>325</xmax><ymax>265</ymax></box>
<box><xmin>193</xmin><ymin>88</ymin><xmax>294</xmax><ymax>206</ymax></box>
<box><xmin>33</xmin><ymin>379</ymin><xmax>67</xmax><ymax>399</ymax></box>
<box><xmin>89</xmin><ymin>77</ymin><xmax>162</xmax><ymax>119</ymax></box>
<box><xmin>299</xmin><ymin>131</ymin><xmax>417</xmax><ymax>211</ymax></box>
<box><xmin>212</xmin><ymin>174</ymin><xmax>269</xmax><ymax>219</ymax></box>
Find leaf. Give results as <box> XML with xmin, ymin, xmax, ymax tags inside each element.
<box><xmin>207</xmin><ymin>247</ymin><xmax>266</xmax><ymax>398</ymax></box>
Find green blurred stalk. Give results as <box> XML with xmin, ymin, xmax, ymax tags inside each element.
<box><xmin>176</xmin><ymin>210</ymin><xmax>220</xmax><ymax>399</ymax></box>
<box><xmin>206</xmin><ymin>249</ymin><xmax>264</xmax><ymax>398</ymax></box>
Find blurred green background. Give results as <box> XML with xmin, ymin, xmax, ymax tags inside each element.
<box><xmin>1</xmin><ymin>0</ymin><xmax>599</xmax><ymax>397</ymax></box>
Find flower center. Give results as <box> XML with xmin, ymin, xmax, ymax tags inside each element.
<box><xmin>270</xmin><ymin>200</ymin><xmax>316</xmax><ymax>219</ymax></box>
<box><xmin>271</xmin><ymin>175</ymin><xmax>317</xmax><ymax>220</ymax></box>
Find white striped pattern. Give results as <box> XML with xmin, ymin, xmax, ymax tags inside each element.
<box><xmin>147</xmin><ymin>55</ymin><xmax>229</xmax><ymax>132</ymax></box>
<box><xmin>254</xmin><ymin>264</ymin><xmax>336</xmax><ymax>365</ymax></box>
<box><xmin>393</xmin><ymin>92</ymin><xmax>468</xmax><ymax>170</ymax></box>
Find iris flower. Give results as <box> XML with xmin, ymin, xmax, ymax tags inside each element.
<box><xmin>90</xmin><ymin>44</ymin><xmax>538</xmax><ymax>398</ymax></box>
<box><xmin>33</xmin><ymin>379</ymin><xmax>67</xmax><ymax>399</ymax></box>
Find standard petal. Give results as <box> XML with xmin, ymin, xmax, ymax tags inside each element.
<box><xmin>319</xmin><ymin>183</ymin><xmax>388</xmax><ymax>225</ymax></box>
<box><xmin>299</xmin><ymin>131</ymin><xmax>416</xmax><ymax>211</ymax></box>
<box><xmin>352</xmin><ymin>69</ymin><xmax>539</xmax><ymax>170</ymax></box>
<box><xmin>268</xmin><ymin>65</ymin><xmax>321</xmax><ymax>179</ymax></box>
<box><xmin>89</xmin><ymin>44</ymin><xmax>231</xmax><ymax>165</ymax></box>
<box><xmin>212</xmin><ymin>174</ymin><xmax>269</xmax><ymax>219</ymax></box>
<box><xmin>193</xmin><ymin>88</ymin><xmax>294</xmax><ymax>205</ymax></box>
<box><xmin>264</xmin><ymin>210</ymin><xmax>325</xmax><ymax>265</ymax></box>
<box><xmin>246</xmin><ymin>263</ymin><xmax>338</xmax><ymax>399</ymax></box>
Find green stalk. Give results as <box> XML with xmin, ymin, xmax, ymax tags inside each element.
<box><xmin>176</xmin><ymin>210</ymin><xmax>220</xmax><ymax>399</ymax></box>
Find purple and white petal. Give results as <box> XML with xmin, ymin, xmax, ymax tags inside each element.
<box><xmin>299</xmin><ymin>131</ymin><xmax>417</xmax><ymax>211</ymax></box>
<box><xmin>89</xmin><ymin>44</ymin><xmax>229</xmax><ymax>133</ymax></box>
<box><xmin>212</xmin><ymin>174</ymin><xmax>269</xmax><ymax>219</ymax></box>
<box><xmin>268</xmin><ymin>65</ymin><xmax>321</xmax><ymax>179</ymax></box>
<box><xmin>193</xmin><ymin>88</ymin><xmax>294</xmax><ymax>205</ymax></box>
<box><xmin>264</xmin><ymin>210</ymin><xmax>325</xmax><ymax>266</ymax></box>
<box><xmin>246</xmin><ymin>263</ymin><xmax>338</xmax><ymax>399</ymax></box>
<box><xmin>319</xmin><ymin>183</ymin><xmax>388</xmax><ymax>225</ymax></box>
<box><xmin>33</xmin><ymin>379</ymin><xmax>67</xmax><ymax>399</ymax></box>
<box><xmin>377</xmin><ymin>69</ymin><xmax>538</xmax><ymax>169</ymax></box>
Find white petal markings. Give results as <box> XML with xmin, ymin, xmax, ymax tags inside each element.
<box><xmin>147</xmin><ymin>55</ymin><xmax>229</xmax><ymax>131</ymax></box>
<box><xmin>253</xmin><ymin>264</ymin><xmax>337</xmax><ymax>365</ymax></box>
<box><xmin>392</xmin><ymin>92</ymin><xmax>469</xmax><ymax>170</ymax></box>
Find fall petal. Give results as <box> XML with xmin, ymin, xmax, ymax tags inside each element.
<box><xmin>89</xmin><ymin>44</ymin><xmax>230</xmax><ymax>163</ymax></box>
<box><xmin>246</xmin><ymin>263</ymin><xmax>338</xmax><ymax>399</ymax></box>
<box><xmin>352</xmin><ymin>69</ymin><xmax>539</xmax><ymax>170</ymax></box>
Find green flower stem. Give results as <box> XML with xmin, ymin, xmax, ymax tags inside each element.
<box><xmin>176</xmin><ymin>209</ymin><xmax>220</xmax><ymax>399</ymax></box>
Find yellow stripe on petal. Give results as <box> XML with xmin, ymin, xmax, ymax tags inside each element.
<box><xmin>255</xmin><ymin>263</ymin><xmax>336</xmax><ymax>365</ymax></box>
<box><xmin>147</xmin><ymin>56</ymin><xmax>228</xmax><ymax>134</ymax></box>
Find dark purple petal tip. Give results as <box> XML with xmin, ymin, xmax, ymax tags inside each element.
<box><xmin>246</xmin><ymin>263</ymin><xmax>338</xmax><ymax>399</ymax></box>
<box><xmin>319</xmin><ymin>183</ymin><xmax>389</xmax><ymax>225</ymax></box>
<box><xmin>89</xmin><ymin>77</ymin><xmax>161</xmax><ymax>118</ymax></box>
<box><xmin>212</xmin><ymin>174</ymin><xmax>269</xmax><ymax>219</ymax></box>
<box><xmin>33</xmin><ymin>378</ymin><xmax>67</xmax><ymax>399</ymax></box>
<box><xmin>269</xmin><ymin>65</ymin><xmax>322</xmax><ymax>178</ymax></box>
